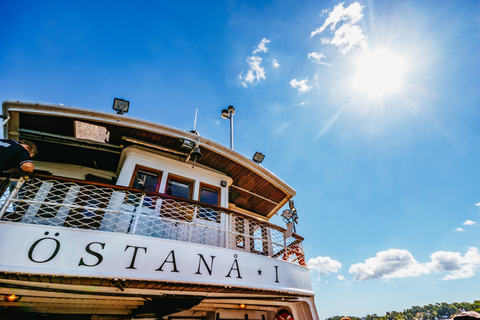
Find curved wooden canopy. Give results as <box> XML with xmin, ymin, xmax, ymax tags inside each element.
<box><xmin>2</xmin><ymin>100</ymin><xmax>296</xmax><ymax>219</ymax></box>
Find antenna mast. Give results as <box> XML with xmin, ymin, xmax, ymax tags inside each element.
<box><xmin>193</xmin><ymin>108</ymin><xmax>198</xmax><ymax>132</ymax></box>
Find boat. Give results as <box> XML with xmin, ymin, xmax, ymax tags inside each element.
<box><xmin>0</xmin><ymin>100</ymin><xmax>318</xmax><ymax>320</ymax></box>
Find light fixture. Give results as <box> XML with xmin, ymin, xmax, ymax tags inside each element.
<box><xmin>253</xmin><ymin>152</ymin><xmax>265</xmax><ymax>163</ymax></box>
<box><xmin>180</xmin><ymin>139</ymin><xmax>195</xmax><ymax>150</ymax></box>
<box><xmin>4</xmin><ymin>294</ymin><xmax>21</xmax><ymax>302</ymax></box>
<box><xmin>113</xmin><ymin>98</ymin><xmax>130</xmax><ymax>115</ymax></box>
<box><xmin>238</xmin><ymin>303</ymin><xmax>246</xmax><ymax>310</ymax></box>
<box><xmin>221</xmin><ymin>105</ymin><xmax>235</xmax><ymax>149</ymax></box>
<box><xmin>221</xmin><ymin>109</ymin><xmax>229</xmax><ymax>119</ymax></box>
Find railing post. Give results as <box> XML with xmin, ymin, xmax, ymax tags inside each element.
<box><xmin>225</xmin><ymin>213</ymin><xmax>230</xmax><ymax>249</ymax></box>
<box><xmin>188</xmin><ymin>206</ymin><xmax>198</xmax><ymax>243</ymax></box>
<box><xmin>130</xmin><ymin>193</ymin><xmax>145</xmax><ymax>234</ymax></box>
<box><xmin>244</xmin><ymin>219</ymin><xmax>251</xmax><ymax>253</ymax></box>
<box><xmin>266</xmin><ymin>227</ymin><xmax>274</xmax><ymax>257</ymax></box>
<box><xmin>228</xmin><ymin>212</ymin><xmax>235</xmax><ymax>250</ymax></box>
<box><xmin>0</xmin><ymin>177</ymin><xmax>26</xmax><ymax>220</ymax></box>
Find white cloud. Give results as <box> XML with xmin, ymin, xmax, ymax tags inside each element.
<box><xmin>454</xmin><ymin>227</ymin><xmax>465</xmax><ymax>232</ymax></box>
<box><xmin>330</xmin><ymin>23</ymin><xmax>367</xmax><ymax>54</ymax></box>
<box><xmin>475</xmin><ymin>202</ymin><xmax>480</xmax><ymax>206</ymax></box>
<box><xmin>463</xmin><ymin>220</ymin><xmax>476</xmax><ymax>225</ymax></box>
<box><xmin>308</xmin><ymin>52</ymin><xmax>331</xmax><ymax>66</ymax></box>
<box><xmin>307</xmin><ymin>256</ymin><xmax>342</xmax><ymax>275</ymax></box>
<box><xmin>240</xmin><ymin>56</ymin><xmax>265</xmax><ymax>87</ymax></box>
<box><xmin>312</xmin><ymin>2</ymin><xmax>367</xmax><ymax>54</ymax></box>
<box><xmin>239</xmin><ymin>38</ymin><xmax>272</xmax><ymax>87</ymax></box>
<box><xmin>337</xmin><ymin>275</ymin><xmax>345</xmax><ymax>281</ymax></box>
<box><xmin>272</xmin><ymin>58</ymin><xmax>280</xmax><ymax>68</ymax></box>
<box><xmin>290</xmin><ymin>78</ymin><xmax>311</xmax><ymax>94</ymax></box>
<box><xmin>349</xmin><ymin>247</ymin><xmax>480</xmax><ymax>282</ymax></box>
<box><xmin>252</xmin><ymin>38</ymin><xmax>270</xmax><ymax>54</ymax></box>
<box><xmin>427</xmin><ymin>247</ymin><xmax>480</xmax><ymax>280</ymax></box>
<box><xmin>308</xmin><ymin>52</ymin><xmax>326</xmax><ymax>61</ymax></box>
<box><xmin>349</xmin><ymin>249</ymin><xmax>430</xmax><ymax>281</ymax></box>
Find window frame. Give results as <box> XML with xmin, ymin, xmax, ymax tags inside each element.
<box><xmin>198</xmin><ymin>183</ymin><xmax>221</xmax><ymax>206</ymax></box>
<box><xmin>165</xmin><ymin>174</ymin><xmax>194</xmax><ymax>199</ymax></box>
<box><xmin>129</xmin><ymin>165</ymin><xmax>163</xmax><ymax>193</ymax></box>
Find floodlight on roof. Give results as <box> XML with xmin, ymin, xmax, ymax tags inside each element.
<box><xmin>113</xmin><ymin>98</ymin><xmax>130</xmax><ymax>115</ymax></box>
<box><xmin>253</xmin><ymin>152</ymin><xmax>265</xmax><ymax>164</ymax></box>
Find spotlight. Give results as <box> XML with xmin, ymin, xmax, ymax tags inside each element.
<box><xmin>180</xmin><ymin>139</ymin><xmax>195</xmax><ymax>150</ymax></box>
<box><xmin>113</xmin><ymin>98</ymin><xmax>130</xmax><ymax>115</ymax></box>
<box><xmin>238</xmin><ymin>303</ymin><xmax>246</xmax><ymax>310</ymax></box>
<box><xmin>253</xmin><ymin>152</ymin><xmax>265</xmax><ymax>164</ymax></box>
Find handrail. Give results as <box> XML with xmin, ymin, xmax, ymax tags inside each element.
<box><xmin>0</xmin><ymin>174</ymin><xmax>306</xmax><ymax>266</ymax></box>
<box><xmin>27</xmin><ymin>173</ymin><xmax>304</xmax><ymax>240</ymax></box>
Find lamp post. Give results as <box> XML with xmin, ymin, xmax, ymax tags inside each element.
<box><xmin>221</xmin><ymin>105</ymin><xmax>235</xmax><ymax>149</ymax></box>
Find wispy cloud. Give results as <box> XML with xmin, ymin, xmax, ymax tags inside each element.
<box><xmin>311</xmin><ymin>2</ymin><xmax>367</xmax><ymax>54</ymax></box>
<box><xmin>240</xmin><ymin>56</ymin><xmax>265</xmax><ymax>87</ymax></box>
<box><xmin>290</xmin><ymin>78</ymin><xmax>311</xmax><ymax>94</ymax></box>
<box><xmin>463</xmin><ymin>220</ymin><xmax>476</xmax><ymax>225</ymax></box>
<box><xmin>252</xmin><ymin>38</ymin><xmax>270</xmax><ymax>54</ymax></box>
<box><xmin>308</xmin><ymin>52</ymin><xmax>331</xmax><ymax>66</ymax></box>
<box><xmin>307</xmin><ymin>256</ymin><xmax>342</xmax><ymax>276</ymax></box>
<box><xmin>272</xmin><ymin>58</ymin><xmax>280</xmax><ymax>68</ymax></box>
<box><xmin>239</xmin><ymin>38</ymin><xmax>273</xmax><ymax>87</ymax></box>
<box><xmin>348</xmin><ymin>247</ymin><xmax>480</xmax><ymax>281</ymax></box>
<box><xmin>475</xmin><ymin>202</ymin><xmax>480</xmax><ymax>207</ymax></box>
<box><xmin>454</xmin><ymin>227</ymin><xmax>465</xmax><ymax>232</ymax></box>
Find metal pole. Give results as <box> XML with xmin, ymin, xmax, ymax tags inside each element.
<box><xmin>0</xmin><ymin>177</ymin><xmax>25</xmax><ymax>220</ymax></box>
<box><xmin>221</xmin><ymin>106</ymin><xmax>235</xmax><ymax>150</ymax></box>
<box><xmin>229</xmin><ymin>112</ymin><xmax>234</xmax><ymax>150</ymax></box>
<box><xmin>0</xmin><ymin>116</ymin><xmax>10</xmax><ymax>131</ymax></box>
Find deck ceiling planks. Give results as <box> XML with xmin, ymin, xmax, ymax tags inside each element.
<box><xmin>18</xmin><ymin>112</ymin><xmax>289</xmax><ymax>217</ymax></box>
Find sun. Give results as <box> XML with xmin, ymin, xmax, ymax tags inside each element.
<box><xmin>353</xmin><ymin>50</ymin><xmax>406</xmax><ymax>97</ymax></box>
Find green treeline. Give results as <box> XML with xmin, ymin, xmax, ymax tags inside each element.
<box><xmin>327</xmin><ymin>300</ymin><xmax>480</xmax><ymax>320</ymax></box>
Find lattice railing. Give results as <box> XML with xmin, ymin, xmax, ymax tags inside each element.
<box><xmin>0</xmin><ymin>176</ymin><xmax>305</xmax><ymax>266</ymax></box>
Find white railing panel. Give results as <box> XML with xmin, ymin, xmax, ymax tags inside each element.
<box><xmin>0</xmin><ymin>176</ymin><xmax>306</xmax><ymax>267</ymax></box>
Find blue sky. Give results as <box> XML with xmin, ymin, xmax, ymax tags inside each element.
<box><xmin>1</xmin><ymin>0</ymin><xmax>480</xmax><ymax>318</ymax></box>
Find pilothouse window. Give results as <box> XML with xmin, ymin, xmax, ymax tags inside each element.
<box><xmin>166</xmin><ymin>175</ymin><xmax>193</xmax><ymax>199</ymax></box>
<box><xmin>199</xmin><ymin>185</ymin><xmax>219</xmax><ymax>206</ymax></box>
<box><xmin>130</xmin><ymin>165</ymin><xmax>163</xmax><ymax>192</ymax></box>
<box><xmin>198</xmin><ymin>184</ymin><xmax>220</xmax><ymax>221</ymax></box>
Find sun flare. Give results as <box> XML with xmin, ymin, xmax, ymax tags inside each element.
<box><xmin>353</xmin><ymin>50</ymin><xmax>406</xmax><ymax>96</ymax></box>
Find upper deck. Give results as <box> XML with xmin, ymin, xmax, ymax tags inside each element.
<box><xmin>2</xmin><ymin>100</ymin><xmax>295</xmax><ymax>219</ymax></box>
<box><xmin>0</xmin><ymin>101</ymin><xmax>310</xmax><ymax>298</ymax></box>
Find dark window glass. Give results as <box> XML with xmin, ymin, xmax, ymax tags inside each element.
<box><xmin>166</xmin><ymin>179</ymin><xmax>191</xmax><ymax>199</ymax></box>
<box><xmin>200</xmin><ymin>187</ymin><xmax>219</xmax><ymax>206</ymax></box>
<box><xmin>132</xmin><ymin>170</ymin><xmax>159</xmax><ymax>192</ymax></box>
